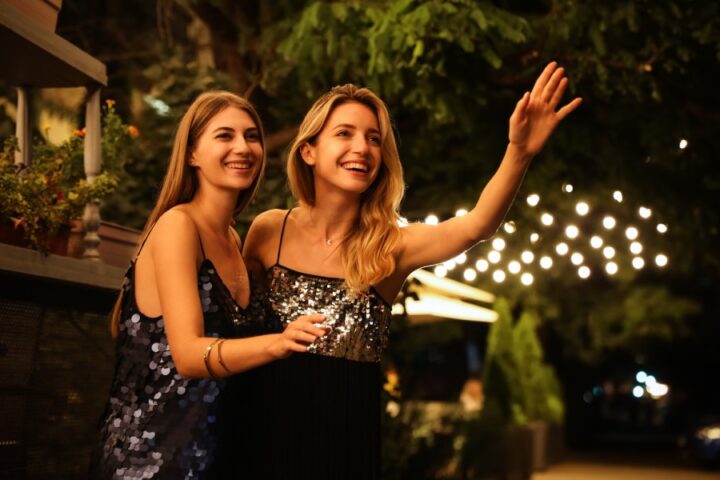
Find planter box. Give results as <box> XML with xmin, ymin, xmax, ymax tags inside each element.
<box><xmin>528</xmin><ymin>420</ymin><xmax>549</xmax><ymax>471</ymax></box>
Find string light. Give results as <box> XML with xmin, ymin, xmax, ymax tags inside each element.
<box><xmin>655</xmin><ymin>254</ymin><xmax>668</xmax><ymax>267</ymax></box>
<box><xmin>630</xmin><ymin>241</ymin><xmax>643</xmax><ymax>254</ymax></box>
<box><xmin>613</xmin><ymin>191</ymin><xmax>623</xmax><ymax>202</ymax></box>
<box><xmin>492</xmin><ymin>238</ymin><xmax>506</xmax><ymax>251</ymax></box>
<box><xmin>541</xmin><ymin>213</ymin><xmax>555</xmax><ymax>226</ymax></box>
<box><xmin>476</xmin><ymin>259</ymin><xmax>489</xmax><ymax>272</ymax></box>
<box><xmin>503</xmin><ymin>221</ymin><xmax>517</xmax><ymax>234</ymax></box>
<box><xmin>521</xmin><ymin>273</ymin><xmax>534</xmax><ymax>286</ymax></box>
<box><xmin>603</xmin><ymin>216</ymin><xmax>616</xmax><ymax>229</ymax></box>
<box><xmin>679</xmin><ymin>139</ymin><xmax>688</xmax><ymax>149</ymax></box>
<box><xmin>626</xmin><ymin>226</ymin><xmax>639</xmax><ymax>240</ymax></box>
<box><xmin>530</xmin><ymin>233</ymin><xmax>540</xmax><ymax>243</ymax></box>
<box><xmin>603</xmin><ymin>246</ymin><xmax>616</xmax><ymax>259</ymax></box>
<box><xmin>565</xmin><ymin>225</ymin><xmax>580</xmax><ymax>239</ymax></box>
<box><xmin>632</xmin><ymin>257</ymin><xmax>645</xmax><ymax>269</ymax></box>
<box><xmin>521</xmin><ymin>251</ymin><xmax>534</xmax><ymax>264</ymax></box>
<box><xmin>657</xmin><ymin>224</ymin><xmax>668</xmax><ymax>234</ymax></box>
<box><xmin>463</xmin><ymin>268</ymin><xmax>477</xmax><ymax>281</ymax></box>
<box><xmin>639</xmin><ymin>207</ymin><xmax>652</xmax><ymax>219</ymax></box>
<box><xmin>576</xmin><ymin>201</ymin><xmax>590</xmax><ymax>216</ymax></box>
<box><xmin>455</xmin><ymin>208</ymin><xmax>468</xmax><ymax>217</ymax></box>
<box><xmin>527</xmin><ymin>194</ymin><xmax>540</xmax><ymax>207</ymax></box>
<box><xmin>571</xmin><ymin>252</ymin><xmax>584</xmax><ymax>266</ymax></box>
<box><xmin>425</xmin><ymin>214</ymin><xmax>439</xmax><ymax>225</ymax></box>
<box><xmin>493</xmin><ymin>270</ymin><xmax>506</xmax><ymax>283</ymax></box>
<box><xmin>434</xmin><ymin>265</ymin><xmax>447</xmax><ymax>277</ymax></box>
<box><xmin>443</xmin><ymin>259</ymin><xmax>457</xmax><ymax>270</ymax></box>
<box><xmin>508</xmin><ymin>261</ymin><xmax>522</xmax><ymax>274</ymax></box>
<box><xmin>555</xmin><ymin>242</ymin><xmax>569</xmax><ymax>255</ymax></box>
<box><xmin>454</xmin><ymin>253</ymin><xmax>467</xmax><ymax>264</ymax></box>
<box><xmin>578</xmin><ymin>266</ymin><xmax>591</xmax><ymax>279</ymax></box>
<box><xmin>562</xmin><ymin>183</ymin><xmax>574</xmax><ymax>193</ymax></box>
<box><xmin>590</xmin><ymin>236</ymin><xmax>604</xmax><ymax>249</ymax></box>
<box><xmin>488</xmin><ymin>251</ymin><xmax>502</xmax><ymax>264</ymax></box>
<box><xmin>605</xmin><ymin>262</ymin><xmax>618</xmax><ymax>275</ymax></box>
<box><xmin>540</xmin><ymin>256</ymin><xmax>553</xmax><ymax>269</ymax></box>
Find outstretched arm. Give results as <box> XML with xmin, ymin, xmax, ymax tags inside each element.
<box><xmin>396</xmin><ymin>62</ymin><xmax>582</xmax><ymax>274</ymax></box>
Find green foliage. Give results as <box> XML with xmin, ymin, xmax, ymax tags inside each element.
<box><xmin>0</xmin><ymin>104</ymin><xmax>133</xmax><ymax>251</ymax></box>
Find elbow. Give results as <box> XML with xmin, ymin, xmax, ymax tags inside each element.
<box><xmin>172</xmin><ymin>355</ymin><xmax>207</xmax><ymax>380</ymax></box>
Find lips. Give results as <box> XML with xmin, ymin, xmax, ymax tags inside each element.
<box><xmin>224</xmin><ymin>160</ymin><xmax>253</xmax><ymax>171</ymax></box>
<box><xmin>340</xmin><ymin>161</ymin><xmax>369</xmax><ymax>173</ymax></box>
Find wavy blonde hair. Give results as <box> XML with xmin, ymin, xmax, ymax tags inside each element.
<box><xmin>287</xmin><ymin>85</ymin><xmax>404</xmax><ymax>292</ymax></box>
<box><xmin>110</xmin><ymin>91</ymin><xmax>266</xmax><ymax>337</ymax></box>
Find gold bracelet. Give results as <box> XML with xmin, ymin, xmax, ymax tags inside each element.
<box><xmin>203</xmin><ymin>338</ymin><xmax>223</xmax><ymax>379</ymax></box>
<box><xmin>216</xmin><ymin>339</ymin><xmax>232</xmax><ymax>375</ymax></box>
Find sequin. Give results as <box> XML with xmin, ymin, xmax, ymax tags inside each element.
<box><xmin>263</xmin><ymin>265</ymin><xmax>391</xmax><ymax>363</ymax></box>
<box><xmin>91</xmin><ymin>259</ymin><xmax>256</xmax><ymax>479</ymax></box>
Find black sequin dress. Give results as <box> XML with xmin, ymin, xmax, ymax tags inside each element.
<box><xmin>244</xmin><ymin>209</ymin><xmax>392</xmax><ymax>480</ymax></box>
<box><xmin>91</xmin><ymin>231</ymin><xmax>254</xmax><ymax>480</ymax></box>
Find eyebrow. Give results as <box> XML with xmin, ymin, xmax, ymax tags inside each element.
<box><xmin>332</xmin><ymin>123</ymin><xmax>381</xmax><ymax>135</ymax></box>
<box><xmin>212</xmin><ymin>126</ymin><xmax>258</xmax><ymax>133</ymax></box>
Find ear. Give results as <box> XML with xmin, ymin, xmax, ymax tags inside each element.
<box><xmin>300</xmin><ymin>143</ymin><xmax>316</xmax><ymax>167</ymax></box>
<box><xmin>188</xmin><ymin>151</ymin><xmax>197</xmax><ymax>167</ymax></box>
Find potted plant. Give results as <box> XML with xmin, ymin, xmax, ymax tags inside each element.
<box><xmin>0</xmin><ymin>100</ymin><xmax>135</xmax><ymax>254</ymax></box>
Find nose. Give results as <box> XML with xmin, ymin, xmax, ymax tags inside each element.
<box><xmin>351</xmin><ymin>134</ymin><xmax>369</xmax><ymax>156</ymax></box>
<box><xmin>232</xmin><ymin>135</ymin><xmax>251</xmax><ymax>155</ymax></box>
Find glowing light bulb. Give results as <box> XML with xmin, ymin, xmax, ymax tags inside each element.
<box><xmin>655</xmin><ymin>254</ymin><xmax>668</xmax><ymax>267</ymax></box>
<box><xmin>492</xmin><ymin>238</ymin><xmax>506</xmax><ymax>251</ymax></box>
<box><xmin>603</xmin><ymin>246</ymin><xmax>616</xmax><ymax>259</ymax></box>
<box><xmin>488</xmin><ymin>251</ymin><xmax>501</xmax><ymax>264</ymax></box>
<box><xmin>590</xmin><ymin>236</ymin><xmax>603</xmax><ymax>249</ymax></box>
<box><xmin>630</xmin><ymin>241</ymin><xmax>643</xmax><ymax>254</ymax></box>
<box><xmin>571</xmin><ymin>252</ymin><xmax>584</xmax><ymax>265</ymax></box>
<box><xmin>626</xmin><ymin>226</ymin><xmax>639</xmax><ymax>240</ymax></box>
<box><xmin>503</xmin><ymin>221</ymin><xmax>517</xmax><ymax>234</ymax></box>
<box><xmin>632</xmin><ymin>257</ymin><xmax>645</xmax><ymax>269</ymax></box>
<box><xmin>562</xmin><ymin>183</ymin><xmax>574</xmax><ymax>193</ymax></box>
<box><xmin>613</xmin><ymin>191</ymin><xmax>623</xmax><ymax>202</ymax></box>
<box><xmin>454</xmin><ymin>253</ymin><xmax>467</xmax><ymax>264</ymax></box>
<box><xmin>541</xmin><ymin>213</ymin><xmax>554</xmax><ymax>226</ymax></box>
<box><xmin>476</xmin><ymin>259</ymin><xmax>489</xmax><ymax>272</ymax></box>
<box><xmin>555</xmin><ymin>242</ymin><xmax>569</xmax><ymax>255</ymax></box>
<box><xmin>633</xmin><ymin>386</ymin><xmax>644</xmax><ymax>398</ymax></box>
<box><xmin>397</xmin><ymin>217</ymin><xmax>409</xmax><ymax>227</ymax></box>
<box><xmin>521</xmin><ymin>251</ymin><xmax>534</xmax><ymax>264</ymax></box>
<box><xmin>521</xmin><ymin>273</ymin><xmax>534</xmax><ymax>286</ymax></box>
<box><xmin>493</xmin><ymin>270</ymin><xmax>506</xmax><ymax>283</ymax></box>
<box><xmin>639</xmin><ymin>207</ymin><xmax>652</xmax><ymax>219</ymax></box>
<box><xmin>463</xmin><ymin>268</ymin><xmax>477</xmax><ymax>281</ymax></box>
<box><xmin>443</xmin><ymin>259</ymin><xmax>457</xmax><ymax>270</ymax></box>
<box><xmin>657</xmin><ymin>223</ymin><xmax>668</xmax><ymax>234</ymax></box>
<box><xmin>455</xmin><ymin>208</ymin><xmax>468</xmax><ymax>217</ymax></box>
<box><xmin>425</xmin><ymin>214</ymin><xmax>439</xmax><ymax>225</ymax></box>
<box><xmin>603</xmin><ymin>216</ymin><xmax>616</xmax><ymax>230</ymax></box>
<box><xmin>508</xmin><ymin>261</ymin><xmax>521</xmax><ymax>274</ymax></box>
<box><xmin>540</xmin><ymin>256</ymin><xmax>553</xmax><ymax>269</ymax></box>
<box><xmin>605</xmin><ymin>262</ymin><xmax>618</xmax><ymax>275</ymax></box>
<box><xmin>530</xmin><ymin>233</ymin><xmax>540</xmax><ymax>243</ymax></box>
<box><xmin>565</xmin><ymin>225</ymin><xmax>580</xmax><ymax>239</ymax></box>
<box><xmin>576</xmin><ymin>202</ymin><xmax>590</xmax><ymax>216</ymax></box>
<box><xmin>679</xmin><ymin>139</ymin><xmax>688</xmax><ymax>149</ymax></box>
<box><xmin>434</xmin><ymin>265</ymin><xmax>447</xmax><ymax>277</ymax></box>
<box><xmin>527</xmin><ymin>194</ymin><xmax>540</xmax><ymax>207</ymax></box>
<box><xmin>578</xmin><ymin>266</ymin><xmax>591</xmax><ymax>279</ymax></box>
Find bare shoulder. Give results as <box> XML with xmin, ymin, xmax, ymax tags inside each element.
<box><xmin>243</xmin><ymin>209</ymin><xmax>288</xmax><ymax>267</ymax></box>
<box><xmin>148</xmin><ymin>208</ymin><xmax>201</xmax><ymax>257</ymax></box>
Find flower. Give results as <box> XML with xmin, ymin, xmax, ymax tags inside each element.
<box><xmin>73</xmin><ymin>129</ymin><xmax>85</xmax><ymax>138</ymax></box>
<box><xmin>127</xmin><ymin>125</ymin><xmax>140</xmax><ymax>138</ymax></box>
<box><xmin>105</xmin><ymin>99</ymin><xmax>116</xmax><ymax>107</ymax></box>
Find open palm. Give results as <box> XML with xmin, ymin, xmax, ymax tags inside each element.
<box><xmin>509</xmin><ymin>62</ymin><xmax>582</xmax><ymax>156</ymax></box>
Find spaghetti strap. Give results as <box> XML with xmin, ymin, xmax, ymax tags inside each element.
<box><xmin>134</xmin><ymin>222</ymin><xmax>158</xmax><ymax>261</ymax></box>
<box><xmin>276</xmin><ymin>208</ymin><xmax>293</xmax><ymax>265</ymax></box>
<box><xmin>197</xmin><ymin>228</ymin><xmax>207</xmax><ymax>260</ymax></box>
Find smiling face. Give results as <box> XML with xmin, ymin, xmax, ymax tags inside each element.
<box><xmin>189</xmin><ymin>106</ymin><xmax>263</xmax><ymax>193</ymax></box>
<box><xmin>300</xmin><ymin>100</ymin><xmax>382</xmax><ymax>196</ymax></box>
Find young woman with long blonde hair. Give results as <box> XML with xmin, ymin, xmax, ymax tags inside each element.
<box><xmin>91</xmin><ymin>91</ymin><xmax>326</xmax><ymax>479</ymax></box>
<box><xmin>242</xmin><ymin>62</ymin><xmax>581</xmax><ymax>478</ymax></box>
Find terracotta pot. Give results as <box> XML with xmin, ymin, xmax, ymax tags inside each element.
<box><xmin>0</xmin><ymin>216</ymin><xmax>71</xmax><ymax>255</ymax></box>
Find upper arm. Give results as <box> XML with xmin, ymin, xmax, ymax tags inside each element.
<box><xmin>395</xmin><ymin>211</ymin><xmax>493</xmax><ymax>274</ymax></box>
<box><xmin>242</xmin><ymin>209</ymin><xmax>285</xmax><ymax>279</ymax></box>
<box><xmin>149</xmin><ymin>210</ymin><xmax>205</xmax><ymax>363</ymax></box>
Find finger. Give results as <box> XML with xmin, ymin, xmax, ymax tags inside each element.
<box><xmin>556</xmin><ymin>97</ymin><xmax>583</xmax><ymax>121</ymax></box>
<box><xmin>296</xmin><ymin>314</ymin><xmax>326</xmax><ymax>324</ymax></box>
<box><xmin>548</xmin><ymin>77</ymin><xmax>568</xmax><ymax>109</ymax></box>
<box><xmin>303</xmin><ymin>325</ymin><xmax>330</xmax><ymax>337</ymax></box>
<box><xmin>530</xmin><ymin>62</ymin><xmax>557</xmax><ymax>100</ymax></box>
<box><xmin>541</xmin><ymin>68</ymin><xmax>565</xmax><ymax>103</ymax></box>
<box><xmin>511</xmin><ymin>92</ymin><xmax>529</xmax><ymax>123</ymax></box>
<box><xmin>292</xmin><ymin>330</ymin><xmax>318</xmax><ymax>345</ymax></box>
<box><xmin>287</xmin><ymin>341</ymin><xmax>307</xmax><ymax>353</ymax></box>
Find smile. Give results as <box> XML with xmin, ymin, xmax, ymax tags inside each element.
<box><xmin>224</xmin><ymin>161</ymin><xmax>252</xmax><ymax>170</ymax></box>
<box><xmin>340</xmin><ymin>162</ymin><xmax>369</xmax><ymax>173</ymax></box>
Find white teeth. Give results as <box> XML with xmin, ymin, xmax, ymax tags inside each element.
<box><xmin>342</xmin><ymin>162</ymin><xmax>368</xmax><ymax>172</ymax></box>
<box><xmin>226</xmin><ymin>162</ymin><xmax>251</xmax><ymax>169</ymax></box>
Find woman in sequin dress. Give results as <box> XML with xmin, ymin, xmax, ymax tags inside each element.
<box><xmin>241</xmin><ymin>62</ymin><xmax>581</xmax><ymax>478</ymax></box>
<box><xmin>91</xmin><ymin>91</ymin><xmax>327</xmax><ymax>479</ymax></box>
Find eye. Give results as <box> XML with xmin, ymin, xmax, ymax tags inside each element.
<box><xmin>215</xmin><ymin>132</ymin><xmax>233</xmax><ymax>140</ymax></box>
<box><xmin>336</xmin><ymin>130</ymin><xmax>350</xmax><ymax>137</ymax></box>
<box><xmin>245</xmin><ymin>130</ymin><xmax>261</xmax><ymax>142</ymax></box>
<box><xmin>368</xmin><ymin>135</ymin><xmax>381</xmax><ymax>145</ymax></box>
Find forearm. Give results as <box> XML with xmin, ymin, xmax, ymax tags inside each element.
<box><xmin>466</xmin><ymin>143</ymin><xmax>534</xmax><ymax>241</ymax></box>
<box><xmin>173</xmin><ymin>333</ymin><xmax>282</xmax><ymax>379</ymax></box>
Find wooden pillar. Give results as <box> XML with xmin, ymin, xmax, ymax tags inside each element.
<box><xmin>82</xmin><ymin>87</ymin><xmax>102</xmax><ymax>261</ymax></box>
<box><xmin>14</xmin><ymin>87</ymin><xmax>31</xmax><ymax>167</ymax></box>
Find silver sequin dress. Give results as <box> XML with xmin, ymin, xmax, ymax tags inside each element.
<box><xmin>239</xmin><ymin>209</ymin><xmax>392</xmax><ymax>480</ymax></box>
<box><xmin>91</xmin><ymin>237</ymin><xmax>254</xmax><ymax>479</ymax></box>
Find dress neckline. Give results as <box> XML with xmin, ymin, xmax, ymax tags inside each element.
<box><xmin>267</xmin><ymin>263</ymin><xmax>393</xmax><ymax>308</ymax></box>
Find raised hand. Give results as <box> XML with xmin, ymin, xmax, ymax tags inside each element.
<box><xmin>268</xmin><ymin>313</ymin><xmax>328</xmax><ymax>359</ymax></box>
<box><xmin>508</xmin><ymin>62</ymin><xmax>582</xmax><ymax>157</ymax></box>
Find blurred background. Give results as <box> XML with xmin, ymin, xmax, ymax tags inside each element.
<box><xmin>1</xmin><ymin>1</ymin><xmax>719</xmax><ymax>479</ymax></box>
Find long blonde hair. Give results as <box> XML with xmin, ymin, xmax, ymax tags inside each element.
<box><xmin>110</xmin><ymin>91</ymin><xmax>266</xmax><ymax>337</ymax></box>
<box><xmin>287</xmin><ymin>85</ymin><xmax>404</xmax><ymax>292</ymax></box>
